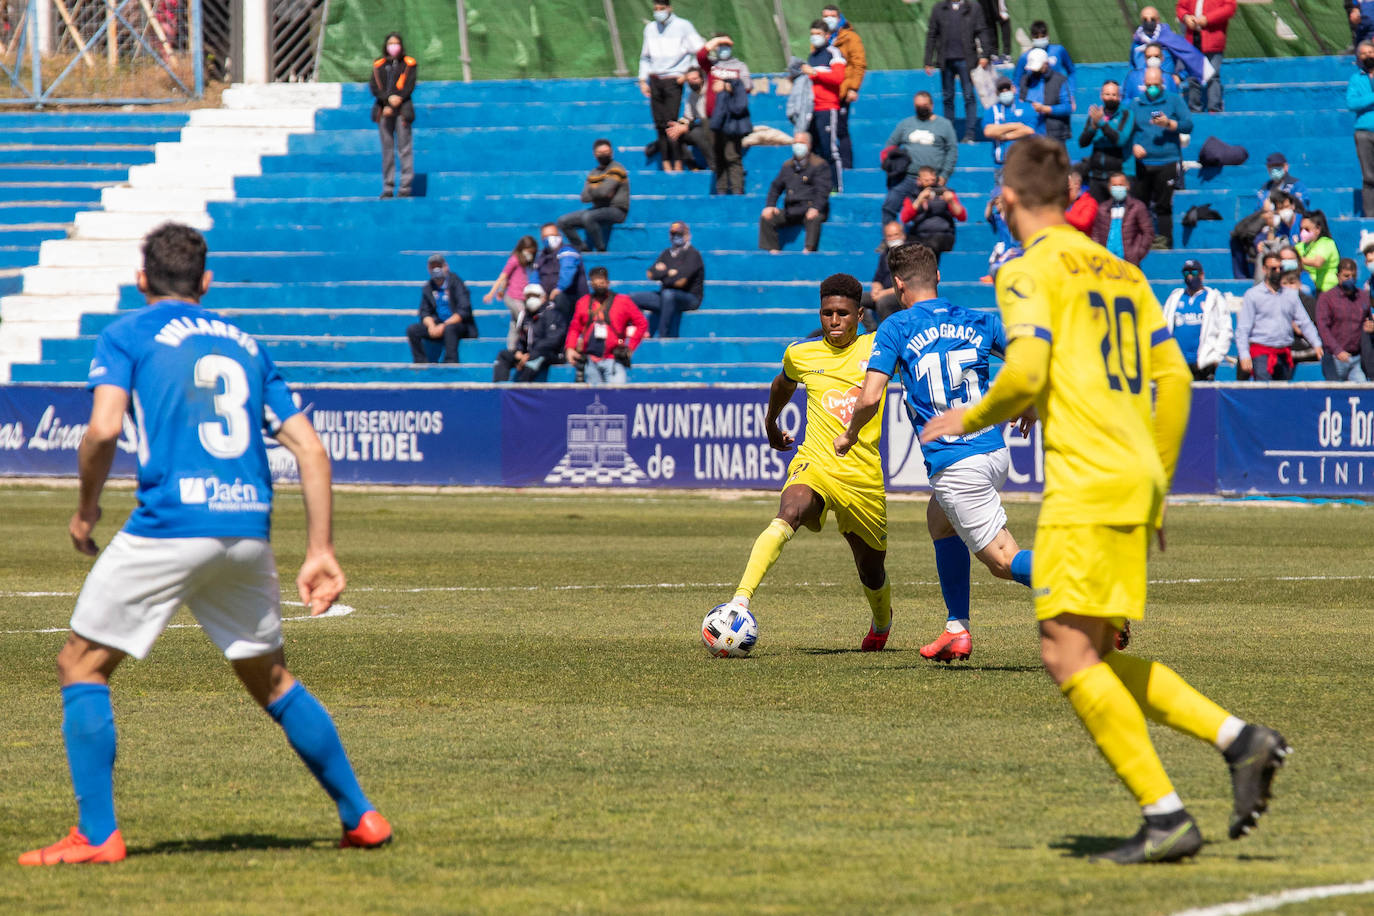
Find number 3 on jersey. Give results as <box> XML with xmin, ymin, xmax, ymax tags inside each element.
<box><xmin>194</xmin><ymin>354</ymin><xmax>252</xmax><ymax>459</ymax></box>
<box><xmin>1089</xmin><ymin>292</ymin><xmax>1142</xmax><ymax>395</ymax></box>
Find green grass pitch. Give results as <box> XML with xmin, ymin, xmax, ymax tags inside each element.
<box><xmin>2</xmin><ymin>485</ymin><xmax>1373</xmax><ymax>914</ymax></box>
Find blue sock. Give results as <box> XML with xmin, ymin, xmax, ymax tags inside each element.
<box><xmin>1011</xmin><ymin>550</ymin><xmax>1033</xmax><ymax>588</ymax></box>
<box><xmin>267</xmin><ymin>682</ymin><xmax>372</xmax><ymax>830</ymax></box>
<box><xmin>61</xmin><ymin>683</ymin><xmax>118</xmax><ymax>845</ymax></box>
<box><xmin>932</xmin><ymin>535</ymin><xmax>971</xmax><ymax>622</ymax></box>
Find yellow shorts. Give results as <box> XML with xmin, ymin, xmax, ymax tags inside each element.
<box><xmin>1032</xmin><ymin>523</ymin><xmax>1148</xmax><ymax>623</ymax></box>
<box><xmin>784</xmin><ymin>457</ymin><xmax>887</xmax><ymax>552</ymax></box>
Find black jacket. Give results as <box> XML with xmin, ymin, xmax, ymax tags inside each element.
<box><xmin>516</xmin><ymin>305</ymin><xmax>568</xmax><ymax>361</ymax></box>
<box><xmin>371</xmin><ymin>55</ymin><xmax>417</xmax><ymax>122</ymax></box>
<box><xmin>765</xmin><ymin>154</ymin><xmax>832</xmax><ymax>216</ymax></box>
<box><xmin>1019</xmin><ymin>70</ymin><xmax>1070</xmax><ymax>141</ymax></box>
<box><xmin>418</xmin><ymin>273</ymin><xmax>478</xmax><ymax>336</ymax></box>
<box><xmin>924</xmin><ymin>1</ymin><xmax>990</xmax><ymax>68</ymax></box>
<box><xmin>647</xmin><ymin>244</ymin><xmax>705</xmax><ymax>300</ymax></box>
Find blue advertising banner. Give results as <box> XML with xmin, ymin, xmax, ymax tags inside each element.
<box><xmin>1217</xmin><ymin>385</ymin><xmax>1374</xmax><ymax>497</ymax></box>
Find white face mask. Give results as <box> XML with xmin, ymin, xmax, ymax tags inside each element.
<box><xmin>653</xmin><ymin>9</ymin><xmax>669</xmax><ymax>23</ymax></box>
<box><xmin>792</xmin><ymin>143</ymin><xmax>809</xmax><ymax>159</ymax></box>
<box><xmin>810</xmin><ymin>34</ymin><xmax>827</xmax><ymax>48</ymax></box>
<box><xmin>1278</xmin><ymin>208</ymin><xmax>1295</xmax><ymax>225</ymax></box>
<box><xmin>1146</xmin><ymin>57</ymin><xmax>1162</xmax><ymax>69</ymax></box>
<box><xmin>886</xmin><ymin>238</ymin><xmax>904</xmax><ymax>248</ymax></box>
<box><xmin>998</xmin><ymin>90</ymin><xmax>1015</xmax><ymax>106</ymax></box>
<box><xmin>1032</xmin><ymin>37</ymin><xmax>1049</xmax><ymax>48</ymax></box>
<box><xmin>525</xmin><ymin>296</ymin><xmax>543</xmax><ymax>312</ymax></box>
<box><xmin>823</xmin><ymin>15</ymin><xmax>839</xmax><ymax>30</ymax></box>
<box><xmin>545</xmin><ymin>234</ymin><xmax>562</xmax><ymax>250</ymax></box>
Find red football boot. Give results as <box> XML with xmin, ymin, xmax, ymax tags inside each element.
<box><xmin>18</xmin><ymin>827</ymin><xmax>126</xmax><ymax>866</ymax></box>
<box><xmin>919</xmin><ymin>629</ymin><xmax>972</xmax><ymax>662</ymax></box>
<box><xmin>340</xmin><ymin>811</ymin><xmax>392</xmax><ymax>849</ymax></box>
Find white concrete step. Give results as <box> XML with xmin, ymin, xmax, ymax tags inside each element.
<box><xmin>73</xmin><ymin>210</ymin><xmax>212</xmax><ymax>240</ymax></box>
<box><xmin>221</xmin><ymin>83</ymin><xmax>343</xmax><ymax>110</ymax></box>
<box><xmin>101</xmin><ymin>186</ymin><xmax>233</xmax><ymax>213</ymax></box>
<box><xmin>188</xmin><ymin>108</ymin><xmax>319</xmax><ymax>129</ymax></box>
<box><xmin>39</xmin><ymin>239</ymin><xmax>141</xmax><ymax>268</ymax></box>
<box><xmin>2</xmin><ymin>294</ymin><xmax>119</xmax><ymax>322</ymax></box>
<box><xmin>126</xmin><ymin>161</ymin><xmax>248</xmax><ymax>190</ymax></box>
<box><xmin>21</xmin><ymin>266</ymin><xmax>134</xmax><ymax>296</ymax></box>
<box><xmin>154</xmin><ymin>138</ymin><xmax>286</xmax><ymax>164</ymax></box>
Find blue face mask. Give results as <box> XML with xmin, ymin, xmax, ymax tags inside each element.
<box><xmin>1269</xmin><ymin>167</ymin><xmax>1285</xmax><ymax>182</ymax></box>
<box><xmin>717</xmin><ymin>46</ymin><xmax>732</xmax><ymax>60</ymax></box>
<box><xmin>998</xmin><ymin>90</ymin><xmax>1015</xmax><ymax>106</ymax></box>
<box><xmin>430</xmin><ymin>268</ymin><xmax>445</xmax><ymax>282</ymax></box>
<box><xmin>1110</xmin><ymin>185</ymin><xmax>1128</xmax><ymax>202</ymax></box>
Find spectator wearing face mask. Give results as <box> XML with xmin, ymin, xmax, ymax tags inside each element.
<box><xmin>1013</xmin><ymin>21</ymin><xmax>1077</xmax><ymax>103</ymax></box>
<box><xmin>759</xmin><ymin>133</ymin><xmax>831</xmax><ymax>253</ymax></box>
<box><xmin>981</xmin><ymin>77</ymin><xmax>1035</xmax><ymax>183</ymax></box>
<box><xmin>371</xmin><ymin>32</ymin><xmax>416</xmax><ymax>199</ymax></box>
<box><xmin>1092</xmin><ymin>172</ymin><xmax>1154</xmax><ymax>265</ymax></box>
<box><xmin>801</xmin><ymin>20</ymin><xmax>848</xmax><ymax>193</ymax></box>
<box><xmin>493</xmin><ymin>284</ymin><xmax>568</xmax><ymax>383</ymax></box>
<box><xmin>1162</xmin><ymin>259</ymin><xmax>1232</xmax><ymax>380</ymax></box>
<box><xmin>1017</xmin><ymin>48</ymin><xmax>1071</xmax><ymax>142</ymax></box>
<box><xmin>880</xmin><ymin>92</ymin><xmax>959</xmax><ymax>224</ymax></box>
<box><xmin>668</xmin><ymin>68</ymin><xmax>714</xmax><ymax>171</ymax></box>
<box><xmin>1296</xmin><ymin>211</ymin><xmax>1340</xmax><ymax>294</ymax></box>
<box><xmin>1251</xmin><ymin>195</ymin><xmax>1301</xmax><ymax>281</ymax></box>
<box><xmin>1228</xmin><ymin>156</ymin><xmax>1310</xmax><ymax>280</ymax></box>
<box><xmin>695</xmin><ymin>34</ymin><xmax>752</xmax><ymax>195</ymax></box>
<box><xmin>632</xmin><ymin>221</ymin><xmax>706</xmax><ymax>338</ymax></box>
<box><xmin>1131</xmin><ymin>6</ymin><xmax>1211</xmax><ymax>90</ymax></box>
<box><xmin>534</xmin><ymin>222</ymin><xmax>589</xmax><ymax>321</ymax></box>
<box><xmin>1129</xmin><ymin>66</ymin><xmax>1192</xmax><ymax>250</ymax></box>
<box><xmin>1317</xmin><ymin>258</ymin><xmax>1370</xmax><ymax>382</ymax></box>
<box><xmin>899</xmin><ymin>166</ymin><xmax>967</xmax><ymax>263</ymax></box>
<box><xmin>1122</xmin><ymin>42</ymin><xmax>1180</xmax><ymax>103</ymax></box>
<box><xmin>862</xmin><ymin>221</ymin><xmax>907</xmax><ymax>327</ymax></box>
<box><xmin>1177</xmin><ymin>0</ymin><xmax>1235</xmax><ymax>112</ymax></box>
<box><xmin>638</xmin><ymin>0</ymin><xmax>704</xmax><ymax>173</ymax></box>
<box><xmin>1348</xmin><ymin>41</ymin><xmax>1374</xmax><ymax>216</ymax></box>
<box><xmin>1255</xmin><ymin>153</ymin><xmax>1310</xmax><ymax>211</ymax></box>
<box><xmin>556</xmin><ymin>139</ymin><xmax>630</xmax><ymax>253</ymax></box>
<box><xmin>484</xmin><ymin>235</ymin><xmax>539</xmax><ymax>349</ymax></box>
<box><xmin>1079</xmin><ymin>80</ymin><xmax>1134</xmax><ymax>202</ymax></box>
<box><xmin>1065</xmin><ymin>167</ymin><xmax>1097</xmax><ymax>235</ymax></box>
<box><xmin>923</xmin><ymin>0</ymin><xmax>991</xmax><ymax>144</ymax></box>
<box><xmin>406</xmin><ymin>255</ymin><xmax>477</xmax><ymax>364</ymax></box>
<box><xmin>565</xmin><ymin>267</ymin><xmax>649</xmax><ymax>386</ymax></box>
<box><xmin>1237</xmin><ymin>253</ymin><xmax>1323</xmax><ymax>381</ymax></box>
<box><xmin>822</xmin><ymin>7</ymin><xmax>866</xmax><ymax>178</ymax></box>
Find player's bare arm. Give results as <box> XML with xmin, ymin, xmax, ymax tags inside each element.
<box><xmin>920</xmin><ymin>336</ymin><xmax>1050</xmax><ymax>444</ymax></box>
<box><xmin>764</xmin><ymin>371</ymin><xmax>798</xmax><ymax>451</ymax></box>
<box><xmin>833</xmin><ymin>369</ymin><xmax>888</xmax><ymax>457</ymax></box>
<box><xmin>70</xmin><ymin>385</ymin><xmax>129</xmax><ymax>556</ymax></box>
<box><xmin>274</xmin><ymin>413</ymin><xmax>346</xmax><ymax>615</ymax></box>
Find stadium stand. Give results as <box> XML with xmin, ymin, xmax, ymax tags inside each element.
<box><xmin>3</xmin><ymin>55</ymin><xmax>1363</xmax><ymax>385</ymax></box>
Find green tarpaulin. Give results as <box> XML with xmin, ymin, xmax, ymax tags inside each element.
<box><xmin>318</xmin><ymin>0</ymin><xmax>1352</xmax><ymax>83</ymax></box>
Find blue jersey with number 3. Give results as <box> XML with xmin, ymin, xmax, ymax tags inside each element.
<box><xmin>87</xmin><ymin>301</ymin><xmax>300</xmax><ymax>539</ymax></box>
<box><xmin>868</xmin><ymin>297</ymin><xmax>1007</xmax><ymax>476</ymax></box>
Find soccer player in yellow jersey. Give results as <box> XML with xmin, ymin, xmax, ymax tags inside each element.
<box><xmin>725</xmin><ymin>274</ymin><xmax>893</xmax><ymax>651</ymax></box>
<box><xmin>922</xmin><ymin>137</ymin><xmax>1290</xmax><ymax>864</ymax></box>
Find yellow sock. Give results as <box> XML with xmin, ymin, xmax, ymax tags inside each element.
<box><xmin>1105</xmin><ymin>652</ymin><xmax>1231</xmax><ymax>745</ymax></box>
<box><xmin>734</xmin><ymin>518</ymin><xmax>794</xmax><ymax>600</ymax></box>
<box><xmin>863</xmin><ymin>576</ymin><xmax>892</xmax><ymax>632</ymax></box>
<box><xmin>1061</xmin><ymin>662</ymin><xmax>1176</xmax><ymax>808</ymax></box>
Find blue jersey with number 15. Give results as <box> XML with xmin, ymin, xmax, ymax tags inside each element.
<box><xmin>87</xmin><ymin>300</ymin><xmax>300</xmax><ymax>539</ymax></box>
<box><xmin>868</xmin><ymin>297</ymin><xmax>1007</xmax><ymax>477</ymax></box>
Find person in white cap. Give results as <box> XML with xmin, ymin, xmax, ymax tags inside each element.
<box><xmin>1017</xmin><ymin>47</ymin><xmax>1071</xmax><ymax>142</ymax></box>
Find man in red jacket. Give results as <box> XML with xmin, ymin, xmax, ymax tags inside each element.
<box><xmin>1177</xmin><ymin>0</ymin><xmax>1235</xmax><ymax>112</ymax></box>
<box><xmin>802</xmin><ymin>19</ymin><xmax>848</xmax><ymax>193</ymax></box>
<box><xmin>1065</xmin><ymin>166</ymin><xmax>1098</xmax><ymax>234</ymax></box>
<box><xmin>565</xmin><ymin>267</ymin><xmax>650</xmax><ymax>385</ymax></box>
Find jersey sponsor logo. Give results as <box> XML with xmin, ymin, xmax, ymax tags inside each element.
<box><xmin>177</xmin><ymin>475</ymin><xmax>270</xmax><ymax>512</ymax></box>
<box><xmin>821</xmin><ymin>385</ymin><xmax>862</xmax><ymax>426</ymax></box>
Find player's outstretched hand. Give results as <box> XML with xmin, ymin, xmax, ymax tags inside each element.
<box><xmin>69</xmin><ymin>508</ymin><xmax>100</xmax><ymax>556</ymax></box>
<box><xmin>919</xmin><ymin>408</ymin><xmax>966</xmax><ymax>444</ymax></box>
<box><xmin>1014</xmin><ymin>406</ymin><xmax>1038</xmax><ymax>439</ymax></box>
<box><xmin>297</xmin><ymin>550</ymin><xmax>346</xmax><ymax>616</ymax></box>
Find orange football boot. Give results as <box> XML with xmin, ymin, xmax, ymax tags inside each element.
<box><xmin>18</xmin><ymin>827</ymin><xmax>126</xmax><ymax>866</ymax></box>
<box><xmin>919</xmin><ymin>629</ymin><xmax>972</xmax><ymax>662</ymax></box>
<box><xmin>340</xmin><ymin>810</ymin><xmax>392</xmax><ymax>849</ymax></box>
<box><xmin>860</xmin><ymin>619</ymin><xmax>891</xmax><ymax>652</ymax></box>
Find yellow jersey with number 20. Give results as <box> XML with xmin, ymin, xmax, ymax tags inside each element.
<box><xmin>782</xmin><ymin>333</ymin><xmax>885</xmax><ymax>490</ymax></box>
<box><xmin>994</xmin><ymin>225</ymin><xmax>1176</xmax><ymax>526</ymax></box>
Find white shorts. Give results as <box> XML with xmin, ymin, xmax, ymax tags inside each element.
<box><xmin>930</xmin><ymin>448</ymin><xmax>1011</xmax><ymax>553</ymax></box>
<box><xmin>70</xmin><ymin>532</ymin><xmax>283</xmax><ymax>661</ymax></box>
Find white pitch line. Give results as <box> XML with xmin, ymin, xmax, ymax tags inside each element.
<box><xmin>1171</xmin><ymin>879</ymin><xmax>1374</xmax><ymax>916</ymax></box>
<box><xmin>0</xmin><ymin>604</ymin><xmax>354</xmax><ymax>636</ymax></box>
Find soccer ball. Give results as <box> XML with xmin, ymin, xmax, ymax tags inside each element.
<box><xmin>701</xmin><ymin>603</ymin><xmax>758</xmax><ymax>658</ymax></box>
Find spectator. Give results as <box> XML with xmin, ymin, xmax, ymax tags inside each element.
<box><xmin>1162</xmin><ymin>258</ymin><xmax>1233</xmax><ymax>379</ymax></box>
<box><xmin>556</xmin><ymin>139</ymin><xmax>629</xmax><ymax>254</ymax></box>
<box><xmin>759</xmin><ymin>133</ymin><xmax>831</xmax><ymax>253</ymax></box>
<box><xmin>565</xmin><ymin>267</ymin><xmax>649</xmax><ymax>386</ymax></box>
<box><xmin>370</xmin><ymin>33</ymin><xmax>416</xmax><ymax>199</ymax></box>
<box><xmin>534</xmin><ymin>222</ymin><xmax>588</xmax><ymax>320</ymax></box>
<box><xmin>1013</xmin><ymin>20</ymin><xmax>1077</xmax><ymax>103</ymax></box>
<box><xmin>1079</xmin><ymin>80</ymin><xmax>1134</xmax><ymax>201</ymax></box>
<box><xmin>406</xmin><ymin>255</ymin><xmax>477</xmax><ymax>364</ymax></box>
<box><xmin>1229</xmin><ymin>155</ymin><xmax>1311</xmax><ymax>278</ymax></box>
<box><xmin>1092</xmin><ymin>172</ymin><xmax>1154</xmax><ymax>265</ymax></box>
<box><xmin>483</xmin><ymin>235</ymin><xmax>538</xmax><ymax>349</ymax></box>
<box><xmin>823</xmin><ymin>6</ymin><xmax>866</xmax><ymax>179</ymax></box>
<box><xmin>899</xmin><ymin>166</ymin><xmax>967</xmax><ymax>262</ymax></box>
<box><xmin>1250</xmin><ymin>196</ymin><xmax>1301</xmax><ymax>281</ymax></box>
<box><xmin>785</xmin><ymin>56</ymin><xmax>815</xmax><ymax>135</ymax></box>
<box><xmin>1280</xmin><ymin>267</ymin><xmax>1322</xmax><ymax>368</ymax></box>
<box><xmin>1132</xmin><ymin>6</ymin><xmax>1211</xmax><ymax>88</ymax></box>
<box><xmin>668</xmin><ymin>67</ymin><xmax>713</xmax><ymax>171</ymax></box>
<box><xmin>1362</xmin><ymin>243</ymin><xmax>1374</xmax><ymax>376</ymax></box>
<box><xmin>862</xmin><ymin>221</ymin><xmax>907</xmax><ymax>327</ymax></box>
<box><xmin>803</xmin><ymin>20</ymin><xmax>848</xmax><ymax>193</ymax></box>
<box><xmin>1256</xmin><ymin>152</ymin><xmax>1310</xmax><ymax>210</ymax></box>
<box><xmin>981</xmin><ymin>76</ymin><xmax>1036</xmax><ymax>183</ymax></box>
<box><xmin>1349</xmin><ymin>2</ymin><xmax>1374</xmax><ymax>49</ymax></box>
<box><xmin>633</xmin><ymin>221</ymin><xmax>705</xmax><ymax>338</ymax></box>
<box><xmin>983</xmin><ymin>188</ymin><xmax>1021</xmax><ymax>282</ymax></box>
<box><xmin>1297</xmin><ymin>211</ymin><xmax>1340</xmax><ymax>294</ymax></box>
<box><xmin>923</xmin><ymin>0</ymin><xmax>991</xmax><ymax>143</ymax></box>
<box><xmin>1017</xmin><ymin>48</ymin><xmax>1071</xmax><ymax>142</ymax></box>
<box><xmin>493</xmin><ymin>284</ymin><xmax>567</xmax><ymax>383</ymax></box>
<box><xmin>976</xmin><ymin>0</ymin><xmax>1013</xmax><ymax>65</ymax></box>
<box><xmin>881</xmin><ymin>92</ymin><xmax>959</xmax><ymax>224</ymax></box>
<box><xmin>1129</xmin><ymin>66</ymin><xmax>1192</xmax><ymax>250</ymax></box>
<box><xmin>1065</xmin><ymin>167</ymin><xmax>1097</xmax><ymax>234</ymax></box>
<box><xmin>1317</xmin><ymin>258</ymin><xmax>1370</xmax><ymax>382</ymax></box>
<box><xmin>638</xmin><ymin>0</ymin><xmax>704</xmax><ymax>173</ymax></box>
<box><xmin>1177</xmin><ymin>0</ymin><xmax>1236</xmax><ymax>112</ymax></box>
<box><xmin>1122</xmin><ymin>42</ymin><xmax>1181</xmax><ymax>103</ymax></box>
<box><xmin>1236</xmin><ymin>252</ymin><xmax>1323</xmax><ymax>381</ymax></box>
<box><xmin>698</xmin><ymin>35</ymin><xmax>752</xmax><ymax>195</ymax></box>
<box><xmin>1350</xmin><ymin>41</ymin><xmax>1374</xmax><ymax>215</ymax></box>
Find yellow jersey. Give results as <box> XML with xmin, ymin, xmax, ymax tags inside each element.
<box><xmin>992</xmin><ymin>225</ymin><xmax>1181</xmax><ymax>526</ymax></box>
<box><xmin>782</xmin><ymin>333</ymin><xmax>885</xmax><ymax>490</ymax></box>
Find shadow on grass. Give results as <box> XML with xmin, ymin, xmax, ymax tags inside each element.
<box><xmin>129</xmin><ymin>834</ymin><xmax>326</xmax><ymax>856</ymax></box>
<box><xmin>1050</xmin><ymin>835</ymin><xmax>1218</xmax><ymax>860</ymax></box>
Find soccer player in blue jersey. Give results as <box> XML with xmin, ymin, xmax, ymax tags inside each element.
<box><xmin>834</xmin><ymin>242</ymin><xmax>1033</xmax><ymax>662</ymax></box>
<box><xmin>19</xmin><ymin>224</ymin><xmax>391</xmax><ymax>865</ymax></box>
